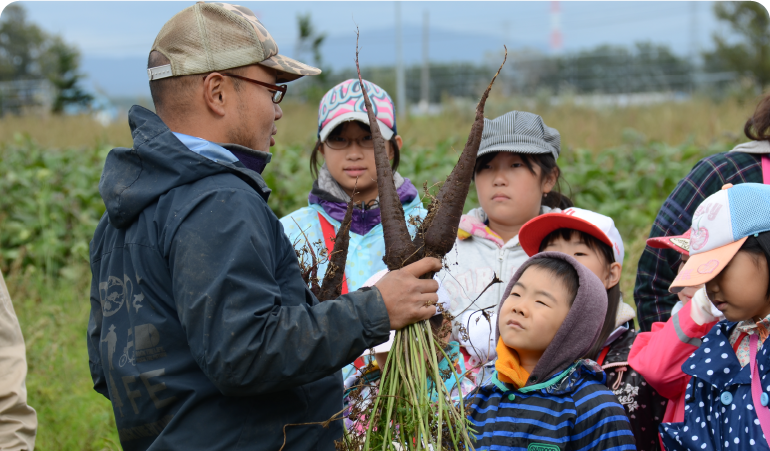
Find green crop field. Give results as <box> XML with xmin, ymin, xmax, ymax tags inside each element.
<box><xmin>0</xmin><ymin>95</ymin><xmax>759</xmax><ymax>450</ymax></box>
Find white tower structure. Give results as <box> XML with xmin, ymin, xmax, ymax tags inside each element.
<box><xmin>550</xmin><ymin>1</ymin><xmax>562</xmax><ymax>55</ymax></box>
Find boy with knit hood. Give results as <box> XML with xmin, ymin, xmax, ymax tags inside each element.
<box><xmin>466</xmin><ymin>252</ymin><xmax>636</xmax><ymax>450</ymax></box>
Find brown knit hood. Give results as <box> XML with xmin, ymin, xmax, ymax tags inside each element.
<box><xmin>494</xmin><ymin>251</ymin><xmax>608</xmax><ymax>386</ymax></box>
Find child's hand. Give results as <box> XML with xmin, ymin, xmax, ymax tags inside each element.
<box><xmin>690</xmin><ymin>287</ymin><xmax>721</xmax><ymax>325</ymax></box>
<box><xmin>458</xmin><ymin>310</ymin><xmax>497</xmax><ymax>365</ymax></box>
<box><xmin>376</xmin><ymin>258</ymin><xmax>441</xmax><ymax>330</ymax></box>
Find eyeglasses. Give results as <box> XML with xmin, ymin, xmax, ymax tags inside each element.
<box><xmin>324</xmin><ymin>135</ymin><xmax>375</xmax><ymax>150</ymax></box>
<box><xmin>205</xmin><ymin>72</ymin><xmax>287</xmax><ymax>104</ymax></box>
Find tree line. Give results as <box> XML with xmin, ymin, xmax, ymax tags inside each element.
<box><xmin>292</xmin><ymin>2</ymin><xmax>770</xmax><ymax>103</ymax></box>
<box><xmin>0</xmin><ymin>4</ymin><xmax>91</xmax><ymax>114</ymax></box>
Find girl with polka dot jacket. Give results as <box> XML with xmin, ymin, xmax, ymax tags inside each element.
<box><xmin>658</xmin><ymin>183</ymin><xmax>770</xmax><ymax>451</ymax></box>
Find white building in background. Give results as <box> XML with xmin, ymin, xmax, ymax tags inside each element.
<box><xmin>0</xmin><ymin>79</ymin><xmax>55</xmax><ymax>116</ymax></box>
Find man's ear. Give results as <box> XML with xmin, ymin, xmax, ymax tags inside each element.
<box><xmin>606</xmin><ymin>262</ymin><xmax>622</xmax><ymax>289</ymax></box>
<box><xmin>202</xmin><ymin>73</ymin><xmax>227</xmax><ymax>117</ymax></box>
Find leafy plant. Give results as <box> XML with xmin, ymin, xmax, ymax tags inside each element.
<box><xmin>0</xmin><ymin>103</ymin><xmax>742</xmax><ymax>450</ymax></box>
<box><xmin>0</xmin><ymin>134</ymin><xmax>107</xmax><ymax>277</ymax></box>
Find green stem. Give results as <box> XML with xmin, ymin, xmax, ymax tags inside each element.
<box><xmin>434</xmin><ymin>342</ymin><xmax>467</xmax><ymax>451</ymax></box>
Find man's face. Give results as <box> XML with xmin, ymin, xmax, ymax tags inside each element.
<box><xmin>226</xmin><ymin>64</ymin><xmax>283</xmax><ymax>151</ymax></box>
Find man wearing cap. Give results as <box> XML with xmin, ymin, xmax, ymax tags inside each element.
<box><xmin>86</xmin><ymin>4</ymin><xmax>441</xmax><ymax>450</ymax></box>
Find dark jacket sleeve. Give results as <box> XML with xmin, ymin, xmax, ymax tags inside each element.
<box><xmin>164</xmin><ymin>185</ymin><xmax>391</xmax><ymax>396</ymax></box>
<box><xmin>634</xmin><ymin>152</ymin><xmax>761</xmax><ymax>331</ymax></box>
<box><xmin>87</xmin><ymin>250</ymin><xmax>110</xmax><ymax>400</ymax></box>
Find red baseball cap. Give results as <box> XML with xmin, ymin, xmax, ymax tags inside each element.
<box><xmin>646</xmin><ymin>229</ymin><xmax>691</xmax><ymax>256</ymax></box>
<box><xmin>519</xmin><ymin>208</ymin><xmax>624</xmax><ymax>263</ymax></box>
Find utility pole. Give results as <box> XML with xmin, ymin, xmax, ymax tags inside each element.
<box><xmin>395</xmin><ymin>2</ymin><xmax>406</xmax><ymax>118</ymax></box>
<box><xmin>690</xmin><ymin>2</ymin><xmax>699</xmax><ymax>64</ymax></box>
<box><xmin>550</xmin><ymin>1</ymin><xmax>562</xmax><ymax>55</ymax></box>
<box><xmin>420</xmin><ymin>10</ymin><xmax>430</xmax><ymax>112</ymax></box>
<box><xmin>689</xmin><ymin>1</ymin><xmax>699</xmax><ymax>92</ymax></box>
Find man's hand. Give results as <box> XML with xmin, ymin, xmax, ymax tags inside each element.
<box><xmin>375</xmin><ymin>258</ymin><xmax>442</xmax><ymax>330</ymax></box>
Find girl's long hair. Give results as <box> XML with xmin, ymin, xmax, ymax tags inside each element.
<box><xmin>739</xmin><ymin>231</ymin><xmax>770</xmax><ymax>298</ymax></box>
<box><xmin>310</xmin><ymin>121</ymin><xmax>401</xmax><ymax>179</ymax></box>
<box><xmin>744</xmin><ymin>94</ymin><xmax>770</xmax><ymax>141</ymax></box>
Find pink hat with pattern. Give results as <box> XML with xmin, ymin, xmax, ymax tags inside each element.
<box><xmin>670</xmin><ymin>183</ymin><xmax>770</xmax><ymax>293</ymax></box>
<box><xmin>317</xmin><ymin>79</ymin><xmax>397</xmax><ymax>141</ymax></box>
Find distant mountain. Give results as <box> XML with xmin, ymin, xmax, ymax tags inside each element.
<box><xmin>305</xmin><ymin>24</ymin><xmax>546</xmax><ymax>69</ymax></box>
<box><xmin>80</xmin><ymin>25</ymin><xmax>545</xmax><ymax>98</ymax></box>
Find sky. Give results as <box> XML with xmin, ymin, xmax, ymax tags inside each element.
<box><xmin>0</xmin><ymin>1</ymin><xmax>750</xmax><ymax>98</ymax></box>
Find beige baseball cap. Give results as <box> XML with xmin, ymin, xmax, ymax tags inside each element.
<box><xmin>148</xmin><ymin>2</ymin><xmax>321</xmax><ymax>83</ymax></box>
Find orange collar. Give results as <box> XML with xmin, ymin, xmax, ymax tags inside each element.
<box><xmin>495</xmin><ymin>338</ymin><xmax>531</xmax><ymax>389</ymax></box>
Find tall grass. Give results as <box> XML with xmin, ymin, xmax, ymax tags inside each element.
<box><xmin>0</xmin><ymin>95</ymin><xmax>755</xmax><ymax>153</ymax></box>
<box><xmin>0</xmin><ymin>96</ymin><xmax>756</xmax><ymax>449</ymax></box>
<box><xmin>8</xmin><ymin>270</ymin><xmax>120</xmax><ymax>450</ymax></box>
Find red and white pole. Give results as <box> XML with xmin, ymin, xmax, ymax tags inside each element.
<box><xmin>550</xmin><ymin>1</ymin><xmax>562</xmax><ymax>54</ymax></box>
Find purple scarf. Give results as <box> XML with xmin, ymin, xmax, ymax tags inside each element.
<box><xmin>308</xmin><ymin>178</ymin><xmax>419</xmax><ymax>236</ymax></box>
<box><xmin>228</xmin><ymin>147</ymin><xmax>270</xmax><ymax>174</ymax></box>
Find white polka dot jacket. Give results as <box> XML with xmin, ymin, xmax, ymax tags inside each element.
<box><xmin>660</xmin><ymin>320</ymin><xmax>770</xmax><ymax>450</ymax></box>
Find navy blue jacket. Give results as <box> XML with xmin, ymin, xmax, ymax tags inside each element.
<box><xmin>86</xmin><ymin>106</ymin><xmax>391</xmax><ymax>451</ymax></box>
<box><xmin>466</xmin><ymin>360</ymin><xmax>637</xmax><ymax>451</ymax></box>
<box><xmin>660</xmin><ymin>321</ymin><xmax>770</xmax><ymax>451</ymax></box>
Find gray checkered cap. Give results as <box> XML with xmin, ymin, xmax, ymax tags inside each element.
<box><xmin>477</xmin><ymin>111</ymin><xmax>560</xmax><ymax>160</ymax></box>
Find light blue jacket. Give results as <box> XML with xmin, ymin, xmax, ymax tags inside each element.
<box><xmin>280</xmin><ymin>196</ymin><xmax>426</xmax><ymax>291</ymax></box>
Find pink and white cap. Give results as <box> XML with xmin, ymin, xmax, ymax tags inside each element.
<box><xmin>519</xmin><ymin>207</ymin><xmax>625</xmax><ymax>264</ymax></box>
<box><xmin>670</xmin><ymin>183</ymin><xmax>770</xmax><ymax>293</ymax></box>
<box><xmin>317</xmin><ymin>79</ymin><xmax>397</xmax><ymax>142</ymax></box>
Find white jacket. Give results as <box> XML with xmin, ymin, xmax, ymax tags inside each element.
<box><xmin>438</xmin><ymin>206</ymin><xmax>559</xmax><ymax>317</ymax></box>
<box><xmin>437</xmin><ymin>206</ymin><xmax>559</xmax><ymax>367</ymax></box>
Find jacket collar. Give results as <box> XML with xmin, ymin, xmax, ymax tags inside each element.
<box><xmin>308</xmin><ymin>170</ymin><xmax>419</xmax><ymax>236</ymax></box>
<box><xmin>100</xmin><ymin>106</ymin><xmax>272</xmax><ymax>229</ymax></box>
<box><xmin>683</xmin><ymin>320</ymin><xmax>757</xmax><ymax>389</ymax></box>
<box><xmin>491</xmin><ymin>360</ymin><xmax>605</xmax><ymax>397</ymax></box>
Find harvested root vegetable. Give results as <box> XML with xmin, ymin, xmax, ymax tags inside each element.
<box><xmin>317</xmin><ymin>198</ymin><xmax>354</xmax><ymax>301</ymax></box>
<box><xmin>337</xmin><ymin>29</ymin><xmax>507</xmax><ymax>451</ymax></box>
<box><xmin>294</xmin><ymin>196</ymin><xmax>355</xmax><ymax>302</ymax></box>
<box><xmin>420</xmin><ymin>50</ymin><xmax>506</xmax><ymax>269</ymax></box>
<box><xmin>354</xmin><ymin>41</ymin><xmax>420</xmax><ymax>271</ymax></box>
<box><xmin>293</xmin><ymin>220</ymin><xmax>322</xmax><ymax>297</ymax></box>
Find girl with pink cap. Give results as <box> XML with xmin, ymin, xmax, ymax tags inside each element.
<box><xmin>280</xmin><ymin>79</ymin><xmax>425</xmax><ymax>384</ymax></box>
<box><xmin>280</xmin><ymin>79</ymin><xmax>424</xmax><ymax>293</ymax></box>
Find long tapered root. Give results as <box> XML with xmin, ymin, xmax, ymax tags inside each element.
<box><xmin>355</xmin><ymin>27</ymin><xmax>420</xmax><ymax>270</ymax></box>
<box><xmin>419</xmin><ymin>48</ymin><xmax>508</xmax><ymax>267</ymax></box>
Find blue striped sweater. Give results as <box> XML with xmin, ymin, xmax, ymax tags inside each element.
<box><xmin>466</xmin><ymin>360</ymin><xmax>637</xmax><ymax>451</ymax></box>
